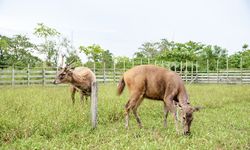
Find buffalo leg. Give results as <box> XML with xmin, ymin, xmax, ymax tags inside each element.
<box><xmin>132</xmin><ymin>96</ymin><xmax>144</xmax><ymax>128</ymax></box>
<box><xmin>125</xmin><ymin>93</ymin><xmax>142</xmax><ymax>129</ymax></box>
<box><xmin>125</xmin><ymin>100</ymin><xmax>131</xmax><ymax>129</ymax></box>
<box><xmin>163</xmin><ymin>102</ymin><xmax>169</xmax><ymax>128</ymax></box>
<box><xmin>173</xmin><ymin>108</ymin><xmax>180</xmax><ymax>134</ymax></box>
<box><xmin>70</xmin><ymin>86</ymin><xmax>76</xmax><ymax>104</ymax></box>
<box><xmin>164</xmin><ymin>94</ymin><xmax>179</xmax><ymax>133</ymax></box>
<box><xmin>172</xmin><ymin>101</ymin><xmax>180</xmax><ymax>133</ymax></box>
<box><xmin>174</xmin><ymin>101</ymin><xmax>180</xmax><ymax>122</ymax></box>
<box><xmin>80</xmin><ymin>92</ymin><xmax>85</xmax><ymax>103</ymax></box>
<box><xmin>132</xmin><ymin>109</ymin><xmax>142</xmax><ymax>128</ymax></box>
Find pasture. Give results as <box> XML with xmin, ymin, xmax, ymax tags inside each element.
<box><xmin>0</xmin><ymin>84</ymin><xmax>249</xmax><ymax>149</ymax></box>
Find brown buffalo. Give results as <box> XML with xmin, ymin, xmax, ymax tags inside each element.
<box><xmin>118</xmin><ymin>65</ymin><xmax>200</xmax><ymax>135</ymax></box>
<box><xmin>54</xmin><ymin>65</ymin><xmax>96</xmax><ymax>104</ymax></box>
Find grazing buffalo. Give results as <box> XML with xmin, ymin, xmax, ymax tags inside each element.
<box><xmin>118</xmin><ymin>65</ymin><xmax>200</xmax><ymax>135</ymax></box>
<box><xmin>54</xmin><ymin>64</ymin><xmax>96</xmax><ymax>104</ymax></box>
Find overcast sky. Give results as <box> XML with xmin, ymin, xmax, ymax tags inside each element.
<box><xmin>0</xmin><ymin>0</ymin><xmax>250</xmax><ymax>60</ymax></box>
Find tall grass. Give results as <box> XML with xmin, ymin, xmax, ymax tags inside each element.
<box><xmin>0</xmin><ymin>84</ymin><xmax>249</xmax><ymax>149</ymax></box>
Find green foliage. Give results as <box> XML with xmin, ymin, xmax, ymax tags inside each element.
<box><xmin>80</xmin><ymin>44</ymin><xmax>114</xmax><ymax>68</ymax></box>
<box><xmin>242</xmin><ymin>50</ymin><xmax>250</xmax><ymax>68</ymax></box>
<box><xmin>229</xmin><ymin>53</ymin><xmax>241</xmax><ymax>68</ymax></box>
<box><xmin>197</xmin><ymin>45</ymin><xmax>227</xmax><ymax>70</ymax></box>
<box><xmin>65</xmin><ymin>50</ymin><xmax>83</xmax><ymax>67</ymax></box>
<box><xmin>0</xmin><ymin>35</ymin><xmax>11</xmax><ymax>66</ymax></box>
<box><xmin>138</xmin><ymin>42</ymin><xmax>159</xmax><ymax>58</ymax></box>
<box><xmin>134</xmin><ymin>39</ymin><xmax>229</xmax><ymax>71</ymax></box>
<box><xmin>0</xmin><ymin>35</ymin><xmax>42</xmax><ymax>68</ymax></box>
<box><xmin>101</xmin><ymin>50</ymin><xmax>113</xmax><ymax>68</ymax></box>
<box><xmin>229</xmin><ymin>49</ymin><xmax>250</xmax><ymax>69</ymax></box>
<box><xmin>114</xmin><ymin>56</ymin><xmax>130</xmax><ymax>62</ymax></box>
<box><xmin>34</xmin><ymin>23</ymin><xmax>60</xmax><ymax>38</ymax></box>
<box><xmin>0</xmin><ymin>84</ymin><xmax>249</xmax><ymax>149</ymax></box>
<box><xmin>0</xmin><ymin>36</ymin><xmax>10</xmax><ymax>51</ymax></box>
<box><xmin>34</xmin><ymin>23</ymin><xmax>61</xmax><ymax>67</ymax></box>
<box><xmin>114</xmin><ymin>56</ymin><xmax>130</xmax><ymax>68</ymax></box>
<box><xmin>79</xmin><ymin>44</ymin><xmax>104</xmax><ymax>62</ymax></box>
<box><xmin>1</xmin><ymin>24</ymin><xmax>249</xmax><ymax>70</ymax></box>
<box><xmin>242</xmin><ymin>44</ymin><xmax>248</xmax><ymax>50</ymax></box>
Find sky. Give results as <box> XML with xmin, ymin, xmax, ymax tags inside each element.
<box><xmin>0</xmin><ymin>0</ymin><xmax>250</xmax><ymax>61</ymax></box>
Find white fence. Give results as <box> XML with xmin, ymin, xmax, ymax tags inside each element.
<box><xmin>0</xmin><ymin>65</ymin><xmax>250</xmax><ymax>86</ymax></box>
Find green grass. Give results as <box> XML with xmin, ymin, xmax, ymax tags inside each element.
<box><xmin>0</xmin><ymin>84</ymin><xmax>249</xmax><ymax>149</ymax></box>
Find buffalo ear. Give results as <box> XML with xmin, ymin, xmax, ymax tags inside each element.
<box><xmin>192</xmin><ymin>106</ymin><xmax>203</xmax><ymax>112</ymax></box>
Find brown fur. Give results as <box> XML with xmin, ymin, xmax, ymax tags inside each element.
<box><xmin>117</xmin><ymin>65</ymin><xmax>200</xmax><ymax>135</ymax></box>
<box><xmin>54</xmin><ymin>66</ymin><xmax>96</xmax><ymax>104</ymax></box>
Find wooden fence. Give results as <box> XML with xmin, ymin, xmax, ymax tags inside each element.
<box><xmin>0</xmin><ymin>64</ymin><xmax>250</xmax><ymax>86</ymax></box>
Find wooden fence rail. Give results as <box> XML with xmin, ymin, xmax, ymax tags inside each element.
<box><xmin>1</xmin><ymin>66</ymin><xmax>250</xmax><ymax>86</ymax></box>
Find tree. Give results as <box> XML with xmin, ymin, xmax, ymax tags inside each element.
<box><xmin>65</xmin><ymin>50</ymin><xmax>82</xmax><ymax>67</ymax></box>
<box><xmin>138</xmin><ymin>42</ymin><xmax>159</xmax><ymax>58</ymax></box>
<box><xmin>34</xmin><ymin>23</ymin><xmax>60</xmax><ymax>66</ymax></box>
<box><xmin>0</xmin><ymin>35</ymin><xmax>11</xmax><ymax>67</ymax></box>
<box><xmin>34</xmin><ymin>23</ymin><xmax>60</xmax><ymax>39</ymax></box>
<box><xmin>79</xmin><ymin>44</ymin><xmax>104</xmax><ymax>62</ymax></box>
<box><xmin>197</xmin><ymin>45</ymin><xmax>227</xmax><ymax>70</ymax></box>
<box><xmin>101</xmin><ymin>50</ymin><xmax>113</xmax><ymax>68</ymax></box>
<box><xmin>228</xmin><ymin>44</ymin><xmax>249</xmax><ymax>69</ymax></box>
<box><xmin>80</xmin><ymin>44</ymin><xmax>115</xmax><ymax>68</ymax></box>
<box><xmin>241</xmin><ymin>49</ymin><xmax>250</xmax><ymax>68</ymax></box>
<box><xmin>158</xmin><ymin>39</ymin><xmax>171</xmax><ymax>52</ymax></box>
<box><xmin>114</xmin><ymin>56</ymin><xmax>131</xmax><ymax>68</ymax></box>
<box><xmin>57</xmin><ymin>37</ymin><xmax>74</xmax><ymax>67</ymax></box>
<box><xmin>229</xmin><ymin>52</ymin><xmax>241</xmax><ymax>68</ymax></box>
<box><xmin>242</xmin><ymin>44</ymin><xmax>248</xmax><ymax>51</ymax></box>
<box><xmin>0</xmin><ymin>35</ymin><xmax>42</xmax><ymax>67</ymax></box>
<box><xmin>158</xmin><ymin>41</ymin><xmax>198</xmax><ymax>62</ymax></box>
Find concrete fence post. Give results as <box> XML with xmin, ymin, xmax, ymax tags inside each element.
<box><xmin>91</xmin><ymin>81</ymin><xmax>98</xmax><ymax>128</ymax></box>
<box><xmin>103</xmin><ymin>62</ymin><xmax>106</xmax><ymax>84</ymax></box>
<box><xmin>123</xmin><ymin>60</ymin><xmax>126</xmax><ymax>72</ymax></box>
<box><xmin>27</xmin><ymin>64</ymin><xmax>30</xmax><ymax>86</ymax></box>
<box><xmin>191</xmin><ymin>61</ymin><xmax>194</xmax><ymax>81</ymax></box>
<box><xmin>93</xmin><ymin>62</ymin><xmax>96</xmax><ymax>74</ymax></box>
<box><xmin>217</xmin><ymin>59</ymin><xmax>219</xmax><ymax>83</ymax></box>
<box><xmin>42</xmin><ymin>66</ymin><xmax>45</xmax><ymax>86</ymax></box>
<box><xmin>207</xmin><ymin>59</ymin><xmax>209</xmax><ymax>83</ymax></box>
<box><xmin>185</xmin><ymin>60</ymin><xmax>188</xmax><ymax>82</ymax></box>
<box><xmin>12</xmin><ymin>64</ymin><xmax>15</xmax><ymax>86</ymax></box>
<box><xmin>196</xmin><ymin>61</ymin><xmax>198</xmax><ymax>83</ymax></box>
<box><xmin>113</xmin><ymin>61</ymin><xmax>116</xmax><ymax>83</ymax></box>
<box><xmin>240</xmin><ymin>57</ymin><xmax>243</xmax><ymax>84</ymax></box>
<box><xmin>227</xmin><ymin>57</ymin><xmax>229</xmax><ymax>81</ymax></box>
<box><xmin>180</xmin><ymin>61</ymin><xmax>183</xmax><ymax>78</ymax></box>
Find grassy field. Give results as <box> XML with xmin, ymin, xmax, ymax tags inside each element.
<box><xmin>0</xmin><ymin>84</ymin><xmax>249</xmax><ymax>149</ymax></box>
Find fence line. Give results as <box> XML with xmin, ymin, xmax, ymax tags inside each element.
<box><xmin>1</xmin><ymin>60</ymin><xmax>250</xmax><ymax>86</ymax></box>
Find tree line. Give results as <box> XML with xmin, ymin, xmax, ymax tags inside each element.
<box><xmin>0</xmin><ymin>23</ymin><xmax>249</xmax><ymax>70</ymax></box>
